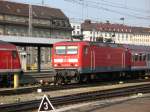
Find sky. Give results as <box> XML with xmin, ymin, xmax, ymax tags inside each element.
<box><xmin>12</xmin><ymin>0</ymin><xmax>150</xmax><ymax>27</ymax></box>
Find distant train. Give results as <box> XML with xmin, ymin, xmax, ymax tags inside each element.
<box><xmin>52</xmin><ymin>41</ymin><xmax>150</xmax><ymax>84</ymax></box>
<box><xmin>0</xmin><ymin>40</ymin><xmax>21</xmax><ymax>86</ymax></box>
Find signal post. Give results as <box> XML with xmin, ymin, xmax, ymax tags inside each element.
<box><xmin>14</xmin><ymin>73</ymin><xmax>19</xmax><ymax>88</ymax></box>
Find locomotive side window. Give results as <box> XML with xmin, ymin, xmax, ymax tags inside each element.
<box><xmin>67</xmin><ymin>46</ymin><xmax>78</xmax><ymax>54</ymax></box>
<box><xmin>12</xmin><ymin>51</ymin><xmax>17</xmax><ymax>59</ymax></box>
<box><xmin>55</xmin><ymin>46</ymin><xmax>66</xmax><ymax>54</ymax></box>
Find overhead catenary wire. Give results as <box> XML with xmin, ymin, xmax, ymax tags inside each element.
<box><xmin>85</xmin><ymin>0</ymin><xmax>150</xmax><ymax>14</ymax></box>
<box><xmin>64</xmin><ymin>0</ymin><xmax>150</xmax><ymax>20</ymax></box>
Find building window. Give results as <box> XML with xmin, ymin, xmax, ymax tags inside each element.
<box><xmin>109</xmin><ymin>33</ymin><xmax>111</xmax><ymax>37</ymax></box>
<box><xmin>105</xmin><ymin>33</ymin><xmax>106</xmax><ymax>37</ymax></box>
<box><xmin>5</xmin><ymin>15</ymin><xmax>27</xmax><ymax>23</ymax></box>
<box><xmin>33</xmin><ymin>18</ymin><xmax>51</xmax><ymax>26</ymax></box>
<box><xmin>77</xmin><ymin>26</ymin><xmax>80</xmax><ymax>29</ymax></box>
<box><xmin>0</xmin><ymin>14</ymin><xmax>3</xmax><ymax>20</ymax></box>
<box><xmin>73</xmin><ymin>31</ymin><xmax>75</xmax><ymax>35</ymax></box>
<box><xmin>73</xmin><ymin>26</ymin><xmax>75</xmax><ymax>29</ymax></box>
<box><xmin>0</xmin><ymin>25</ymin><xmax>3</xmax><ymax>34</ymax></box>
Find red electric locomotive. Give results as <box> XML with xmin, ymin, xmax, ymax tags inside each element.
<box><xmin>0</xmin><ymin>40</ymin><xmax>21</xmax><ymax>86</ymax></box>
<box><xmin>52</xmin><ymin>41</ymin><xmax>150</xmax><ymax>84</ymax></box>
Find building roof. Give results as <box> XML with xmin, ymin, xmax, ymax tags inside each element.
<box><xmin>81</xmin><ymin>20</ymin><xmax>150</xmax><ymax>34</ymax></box>
<box><xmin>0</xmin><ymin>35</ymin><xmax>70</xmax><ymax>47</ymax></box>
<box><xmin>0</xmin><ymin>1</ymin><xmax>68</xmax><ymax>20</ymax></box>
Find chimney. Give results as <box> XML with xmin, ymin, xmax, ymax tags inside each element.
<box><xmin>85</xmin><ymin>19</ymin><xmax>91</xmax><ymax>24</ymax></box>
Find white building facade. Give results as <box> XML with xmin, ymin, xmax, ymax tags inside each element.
<box><xmin>70</xmin><ymin>22</ymin><xmax>82</xmax><ymax>36</ymax></box>
<box><xmin>81</xmin><ymin>20</ymin><xmax>150</xmax><ymax>46</ymax></box>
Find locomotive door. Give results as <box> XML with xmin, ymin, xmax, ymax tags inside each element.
<box><xmin>122</xmin><ymin>51</ymin><xmax>125</xmax><ymax>69</ymax></box>
<box><xmin>90</xmin><ymin>47</ymin><xmax>95</xmax><ymax>71</ymax></box>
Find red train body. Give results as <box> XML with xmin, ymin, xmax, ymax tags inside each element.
<box><xmin>52</xmin><ymin>41</ymin><xmax>150</xmax><ymax>83</ymax></box>
<box><xmin>0</xmin><ymin>41</ymin><xmax>21</xmax><ymax>74</ymax></box>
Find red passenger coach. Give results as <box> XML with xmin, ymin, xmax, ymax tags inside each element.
<box><xmin>0</xmin><ymin>40</ymin><xmax>21</xmax><ymax>86</ymax></box>
<box><xmin>52</xmin><ymin>41</ymin><xmax>150</xmax><ymax>84</ymax></box>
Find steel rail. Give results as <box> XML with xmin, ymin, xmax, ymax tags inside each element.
<box><xmin>1</xmin><ymin>78</ymin><xmax>150</xmax><ymax>96</ymax></box>
<box><xmin>1</xmin><ymin>83</ymin><xmax>150</xmax><ymax>112</ymax></box>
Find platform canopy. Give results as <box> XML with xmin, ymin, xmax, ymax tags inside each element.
<box><xmin>0</xmin><ymin>35</ymin><xmax>70</xmax><ymax>47</ymax></box>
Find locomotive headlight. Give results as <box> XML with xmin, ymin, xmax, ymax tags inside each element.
<box><xmin>54</xmin><ymin>64</ymin><xmax>57</xmax><ymax>67</ymax></box>
<box><xmin>75</xmin><ymin>64</ymin><xmax>78</xmax><ymax>66</ymax></box>
<box><xmin>68</xmin><ymin>59</ymin><xmax>78</xmax><ymax>62</ymax></box>
<box><xmin>54</xmin><ymin>59</ymin><xmax>63</xmax><ymax>62</ymax></box>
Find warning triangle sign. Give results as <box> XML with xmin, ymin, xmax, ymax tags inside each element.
<box><xmin>38</xmin><ymin>94</ymin><xmax>56</xmax><ymax>112</ymax></box>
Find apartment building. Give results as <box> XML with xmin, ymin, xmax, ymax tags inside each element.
<box><xmin>81</xmin><ymin>20</ymin><xmax>150</xmax><ymax>46</ymax></box>
<box><xmin>0</xmin><ymin>1</ymin><xmax>72</xmax><ymax>70</ymax></box>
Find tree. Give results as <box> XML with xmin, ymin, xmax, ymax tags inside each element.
<box><xmin>105</xmin><ymin>38</ymin><xmax>113</xmax><ymax>43</ymax></box>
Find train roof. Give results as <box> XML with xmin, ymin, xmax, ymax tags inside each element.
<box><xmin>54</xmin><ymin>41</ymin><xmax>89</xmax><ymax>46</ymax></box>
<box><xmin>0</xmin><ymin>40</ymin><xmax>17</xmax><ymax>50</ymax></box>
<box><xmin>122</xmin><ymin>44</ymin><xmax>150</xmax><ymax>53</ymax></box>
<box><xmin>54</xmin><ymin>41</ymin><xmax>150</xmax><ymax>52</ymax></box>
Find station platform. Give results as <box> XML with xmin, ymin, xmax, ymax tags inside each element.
<box><xmin>57</xmin><ymin>94</ymin><xmax>150</xmax><ymax>112</ymax></box>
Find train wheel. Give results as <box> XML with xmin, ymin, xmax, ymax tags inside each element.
<box><xmin>89</xmin><ymin>74</ymin><xmax>96</xmax><ymax>82</ymax></box>
<box><xmin>63</xmin><ymin>76</ymin><xmax>69</xmax><ymax>85</ymax></box>
<box><xmin>54</xmin><ymin>73</ymin><xmax>64</xmax><ymax>85</ymax></box>
<box><xmin>81</xmin><ymin>75</ymin><xmax>89</xmax><ymax>83</ymax></box>
<box><xmin>74</xmin><ymin>74</ymin><xmax>81</xmax><ymax>83</ymax></box>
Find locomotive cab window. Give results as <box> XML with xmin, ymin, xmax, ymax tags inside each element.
<box><xmin>55</xmin><ymin>46</ymin><xmax>66</xmax><ymax>54</ymax></box>
<box><xmin>12</xmin><ymin>51</ymin><xmax>17</xmax><ymax>59</ymax></box>
<box><xmin>67</xmin><ymin>46</ymin><xmax>78</xmax><ymax>54</ymax></box>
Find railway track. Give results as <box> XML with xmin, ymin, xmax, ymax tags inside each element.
<box><xmin>1</xmin><ymin>83</ymin><xmax>150</xmax><ymax>112</ymax></box>
<box><xmin>20</xmin><ymin>71</ymin><xmax>54</xmax><ymax>85</ymax></box>
<box><xmin>0</xmin><ymin>78</ymin><xmax>150</xmax><ymax>96</ymax></box>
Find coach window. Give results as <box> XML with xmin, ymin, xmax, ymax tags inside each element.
<box><xmin>142</xmin><ymin>54</ymin><xmax>146</xmax><ymax>61</ymax></box>
<box><xmin>12</xmin><ymin>51</ymin><xmax>17</xmax><ymax>59</ymax></box>
<box><xmin>134</xmin><ymin>54</ymin><xmax>138</xmax><ymax>62</ymax></box>
<box><xmin>147</xmin><ymin>54</ymin><xmax>150</xmax><ymax>61</ymax></box>
<box><xmin>131</xmin><ymin>54</ymin><xmax>134</xmax><ymax>62</ymax></box>
<box><xmin>139</xmin><ymin>54</ymin><xmax>142</xmax><ymax>61</ymax></box>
